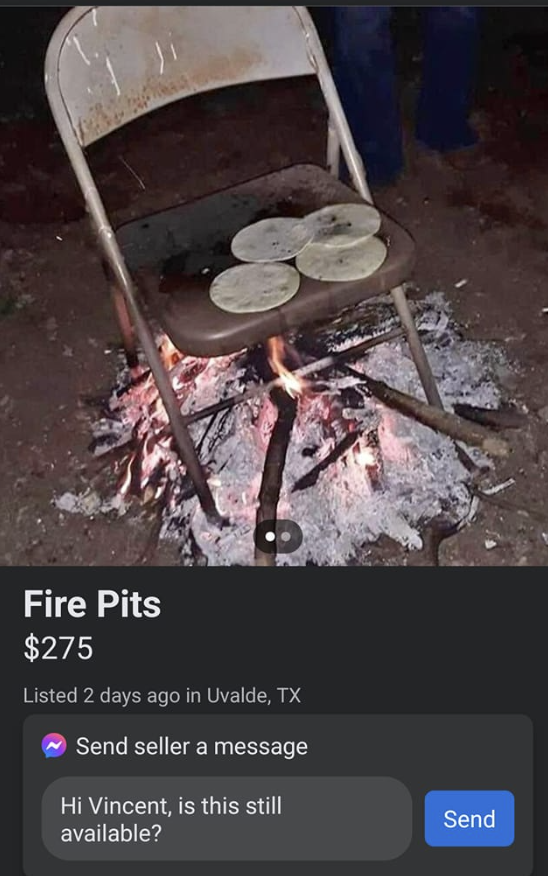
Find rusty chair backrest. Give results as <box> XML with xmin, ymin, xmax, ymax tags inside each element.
<box><xmin>45</xmin><ymin>6</ymin><xmax>370</xmax><ymax>202</ymax></box>
<box><xmin>46</xmin><ymin>6</ymin><xmax>326</xmax><ymax>148</ymax></box>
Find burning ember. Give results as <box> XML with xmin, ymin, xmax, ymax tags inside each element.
<box><xmin>352</xmin><ymin>437</ymin><xmax>378</xmax><ymax>469</ymax></box>
<box><xmin>90</xmin><ymin>335</ymin><xmax>242</xmax><ymax>513</ymax></box>
<box><xmin>69</xmin><ymin>293</ymin><xmax>508</xmax><ymax>566</ymax></box>
<box><xmin>266</xmin><ymin>336</ymin><xmax>305</xmax><ymax>399</ymax></box>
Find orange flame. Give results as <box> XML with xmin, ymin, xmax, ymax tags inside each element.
<box><xmin>159</xmin><ymin>335</ymin><xmax>182</xmax><ymax>369</ymax></box>
<box><xmin>266</xmin><ymin>337</ymin><xmax>304</xmax><ymax>399</ymax></box>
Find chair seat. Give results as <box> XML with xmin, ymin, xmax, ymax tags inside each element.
<box><xmin>117</xmin><ymin>164</ymin><xmax>415</xmax><ymax>357</ymax></box>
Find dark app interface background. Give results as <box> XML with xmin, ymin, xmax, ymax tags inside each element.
<box><xmin>12</xmin><ymin>582</ymin><xmax>543</xmax><ymax>876</ymax></box>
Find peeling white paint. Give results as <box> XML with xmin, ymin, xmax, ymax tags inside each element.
<box><xmin>155</xmin><ymin>41</ymin><xmax>165</xmax><ymax>75</ymax></box>
<box><xmin>73</xmin><ymin>36</ymin><xmax>91</xmax><ymax>66</ymax></box>
<box><xmin>168</xmin><ymin>31</ymin><xmax>177</xmax><ymax>60</ymax></box>
<box><xmin>92</xmin><ymin>8</ymin><xmax>98</xmax><ymax>27</ymax></box>
<box><xmin>105</xmin><ymin>56</ymin><xmax>121</xmax><ymax>97</ymax></box>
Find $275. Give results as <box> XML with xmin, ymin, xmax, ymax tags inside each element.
<box><xmin>24</xmin><ymin>634</ymin><xmax>93</xmax><ymax>662</ymax></box>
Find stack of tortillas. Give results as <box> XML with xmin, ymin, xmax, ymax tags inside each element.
<box><xmin>209</xmin><ymin>204</ymin><xmax>387</xmax><ymax>314</ymax></box>
<box><xmin>296</xmin><ymin>203</ymin><xmax>386</xmax><ymax>282</ymax></box>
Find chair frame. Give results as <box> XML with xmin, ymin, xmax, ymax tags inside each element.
<box><xmin>45</xmin><ymin>5</ymin><xmax>443</xmax><ymax>523</ymax></box>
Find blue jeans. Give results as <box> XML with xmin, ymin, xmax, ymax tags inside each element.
<box><xmin>333</xmin><ymin>7</ymin><xmax>481</xmax><ymax>185</ymax></box>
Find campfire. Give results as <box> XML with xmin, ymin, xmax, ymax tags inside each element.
<box><xmin>72</xmin><ymin>293</ymin><xmax>511</xmax><ymax>566</ymax></box>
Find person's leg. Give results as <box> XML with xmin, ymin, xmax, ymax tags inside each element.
<box><xmin>416</xmin><ymin>7</ymin><xmax>481</xmax><ymax>152</ymax></box>
<box><xmin>332</xmin><ymin>6</ymin><xmax>403</xmax><ymax>186</ymax></box>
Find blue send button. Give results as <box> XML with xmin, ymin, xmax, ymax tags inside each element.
<box><xmin>425</xmin><ymin>791</ymin><xmax>515</xmax><ymax>847</ymax></box>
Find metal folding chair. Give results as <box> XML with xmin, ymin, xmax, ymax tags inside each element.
<box><xmin>45</xmin><ymin>6</ymin><xmax>444</xmax><ymax>522</ymax></box>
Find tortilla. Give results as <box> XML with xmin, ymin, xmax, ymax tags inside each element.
<box><xmin>305</xmin><ymin>202</ymin><xmax>382</xmax><ymax>248</ymax></box>
<box><xmin>295</xmin><ymin>235</ymin><xmax>387</xmax><ymax>282</ymax></box>
<box><xmin>209</xmin><ymin>263</ymin><xmax>300</xmax><ymax>313</ymax></box>
<box><xmin>231</xmin><ymin>217</ymin><xmax>312</xmax><ymax>263</ymax></box>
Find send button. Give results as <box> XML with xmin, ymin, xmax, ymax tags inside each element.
<box><xmin>425</xmin><ymin>791</ymin><xmax>515</xmax><ymax>847</ymax></box>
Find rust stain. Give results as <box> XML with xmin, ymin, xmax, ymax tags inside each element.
<box><xmin>80</xmin><ymin>47</ymin><xmax>264</xmax><ymax>146</ymax></box>
<box><xmin>183</xmin><ymin>48</ymin><xmax>263</xmax><ymax>91</ymax></box>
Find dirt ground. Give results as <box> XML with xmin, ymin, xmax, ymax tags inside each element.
<box><xmin>1</xmin><ymin>62</ymin><xmax>548</xmax><ymax>566</ymax></box>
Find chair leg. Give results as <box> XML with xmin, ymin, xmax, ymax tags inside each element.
<box><xmin>108</xmin><ymin>277</ymin><xmax>222</xmax><ymax>524</ymax></box>
<box><xmin>137</xmin><ymin>328</ymin><xmax>223</xmax><ymax>524</ymax></box>
<box><xmin>327</xmin><ymin>116</ymin><xmax>341</xmax><ymax>179</ymax></box>
<box><xmin>109</xmin><ymin>281</ymin><xmax>139</xmax><ymax>372</ymax></box>
<box><xmin>390</xmin><ymin>285</ymin><xmax>444</xmax><ymax>408</ymax></box>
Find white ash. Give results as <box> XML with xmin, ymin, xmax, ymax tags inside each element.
<box><xmin>482</xmin><ymin>478</ymin><xmax>515</xmax><ymax>496</ymax></box>
<box><xmin>54</xmin><ymin>489</ymin><xmax>128</xmax><ymax>517</ymax></box>
<box><xmin>173</xmin><ymin>293</ymin><xmax>505</xmax><ymax>565</ymax></box>
<box><xmin>77</xmin><ymin>293</ymin><xmax>509</xmax><ymax>565</ymax></box>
